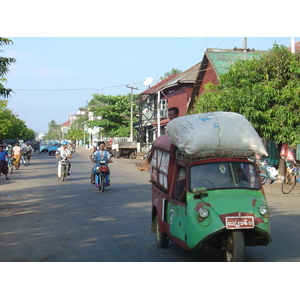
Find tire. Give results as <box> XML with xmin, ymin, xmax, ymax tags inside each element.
<box><xmin>100</xmin><ymin>174</ymin><xmax>105</xmax><ymax>192</ymax></box>
<box><xmin>225</xmin><ymin>231</ymin><xmax>245</xmax><ymax>262</ymax></box>
<box><xmin>61</xmin><ymin>166</ymin><xmax>66</xmax><ymax>181</ymax></box>
<box><xmin>154</xmin><ymin>214</ymin><xmax>169</xmax><ymax>248</ymax></box>
<box><xmin>281</xmin><ymin>174</ymin><xmax>296</xmax><ymax>194</ymax></box>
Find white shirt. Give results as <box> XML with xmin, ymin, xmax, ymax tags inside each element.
<box><xmin>94</xmin><ymin>150</ymin><xmax>111</xmax><ymax>161</ymax></box>
<box><xmin>57</xmin><ymin>147</ymin><xmax>71</xmax><ymax>157</ymax></box>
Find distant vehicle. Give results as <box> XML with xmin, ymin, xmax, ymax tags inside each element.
<box><xmin>110</xmin><ymin>137</ymin><xmax>137</xmax><ymax>158</ymax></box>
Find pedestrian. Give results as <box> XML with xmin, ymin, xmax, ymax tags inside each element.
<box><xmin>0</xmin><ymin>145</ymin><xmax>9</xmax><ymax>180</ymax></box>
<box><xmin>136</xmin><ymin>106</ymin><xmax>180</xmax><ymax>171</ymax></box>
<box><xmin>12</xmin><ymin>142</ymin><xmax>22</xmax><ymax>170</ymax></box>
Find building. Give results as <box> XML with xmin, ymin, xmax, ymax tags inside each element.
<box><xmin>137</xmin><ymin>48</ymin><xmax>267</xmax><ymax>147</ymax></box>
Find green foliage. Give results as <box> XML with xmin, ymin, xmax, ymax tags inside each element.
<box><xmin>0</xmin><ymin>102</ymin><xmax>35</xmax><ymax>139</ymax></box>
<box><xmin>65</xmin><ymin>128</ymin><xmax>84</xmax><ymax>141</ymax></box>
<box><xmin>43</xmin><ymin>120</ymin><xmax>61</xmax><ymax>140</ymax></box>
<box><xmin>191</xmin><ymin>44</ymin><xmax>300</xmax><ymax>147</ymax></box>
<box><xmin>0</xmin><ymin>37</ymin><xmax>16</xmax><ymax>99</ymax></box>
<box><xmin>87</xmin><ymin>93</ymin><xmax>138</xmax><ymax>137</ymax></box>
<box><xmin>160</xmin><ymin>68</ymin><xmax>182</xmax><ymax>80</ymax></box>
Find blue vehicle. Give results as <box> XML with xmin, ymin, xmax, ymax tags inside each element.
<box><xmin>48</xmin><ymin>142</ymin><xmax>61</xmax><ymax>156</ymax></box>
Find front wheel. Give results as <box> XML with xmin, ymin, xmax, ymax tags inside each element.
<box><xmin>281</xmin><ymin>173</ymin><xmax>296</xmax><ymax>194</ymax></box>
<box><xmin>225</xmin><ymin>231</ymin><xmax>245</xmax><ymax>262</ymax></box>
<box><xmin>154</xmin><ymin>214</ymin><xmax>169</xmax><ymax>248</ymax></box>
<box><xmin>61</xmin><ymin>166</ymin><xmax>67</xmax><ymax>181</ymax></box>
<box><xmin>100</xmin><ymin>174</ymin><xmax>105</xmax><ymax>192</ymax></box>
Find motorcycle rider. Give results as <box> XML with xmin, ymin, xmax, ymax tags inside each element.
<box><xmin>56</xmin><ymin>141</ymin><xmax>72</xmax><ymax>175</ymax></box>
<box><xmin>21</xmin><ymin>141</ymin><xmax>34</xmax><ymax>162</ymax></box>
<box><xmin>90</xmin><ymin>141</ymin><xmax>112</xmax><ymax>187</ymax></box>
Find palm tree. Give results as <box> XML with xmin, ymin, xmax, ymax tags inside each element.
<box><xmin>160</xmin><ymin>68</ymin><xmax>182</xmax><ymax>80</ymax></box>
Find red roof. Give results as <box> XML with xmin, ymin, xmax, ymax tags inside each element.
<box><xmin>61</xmin><ymin>120</ymin><xmax>70</xmax><ymax>127</ymax></box>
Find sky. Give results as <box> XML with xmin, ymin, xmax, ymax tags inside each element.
<box><xmin>3</xmin><ymin>36</ymin><xmax>299</xmax><ymax>134</ymax></box>
<box><xmin>2</xmin><ymin>1</ymin><xmax>299</xmax><ymax>135</ymax></box>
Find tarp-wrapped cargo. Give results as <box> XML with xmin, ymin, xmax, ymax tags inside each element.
<box><xmin>165</xmin><ymin>112</ymin><xmax>267</xmax><ymax>158</ymax></box>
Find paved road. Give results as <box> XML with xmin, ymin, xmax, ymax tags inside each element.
<box><xmin>0</xmin><ymin>148</ymin><xmax>300</xmax><ymax>262</ymax></box>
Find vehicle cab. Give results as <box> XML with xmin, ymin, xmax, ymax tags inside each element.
<box><xmin>150</xmin><ymin>134</ymin><xmax>271</xmax><ymax>262</ymax></box>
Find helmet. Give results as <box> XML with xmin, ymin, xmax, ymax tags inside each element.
<box><xmin>62</xmin><ymin>141</ymin><xmax>68</xmax><ymax>145</ymax></box>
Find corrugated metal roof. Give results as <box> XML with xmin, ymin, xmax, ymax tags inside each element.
<box><xmin>140</xmin><ymin>74</ymin><xmax>178</xmax><ymax>96</ymax></box>
<box><xmin>206</xmin><ymin>48</ymin><xmax>268</xmax><ymax>75</ymax></box>
<box><xmin>162</xmin><ymin>62</ymin><xmax>201</xmax><ymax>88</ymax></box>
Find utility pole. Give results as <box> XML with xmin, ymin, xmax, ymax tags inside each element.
<box><xmin>243</xmin><ymin>37</ymin><xmax>247</xmax><ymax>60</ymax></box>
<box><xmin>126</xmin><ymin>85</ymin><xmax>138</xmax><ymax>141</ymax></box>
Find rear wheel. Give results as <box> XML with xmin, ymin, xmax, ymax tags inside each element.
<box><xmin>154</xmin><ymin>214</ymin><xmax>169</xmax><ymax>248</ymax></box>
<box><xmin>281</xmin><ymin>174</ymin><xmax>296</xmax><ymax>194</ymax></box>
<box><xmin>225</xmin><ymin>231</ymin><xmax>245</xmax><ymax>262</ymax></box>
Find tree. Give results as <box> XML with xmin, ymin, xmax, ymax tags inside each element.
<box><xmin>0</xmin><ymin>37</ymin><xmax>16</xmax><ymax>99</ymax></box>
<box><xmin>160</xmin><ymin>68</ymin><xmax>182</xmax><ymax>80</ymax></box>
<box><xmin>65</xmin><ymin>115</ymin><xmax>88</xmax><ymax>141</ymax></box>
<box><xmin>43</xmin><ymin>120</ymin><xmax>61</xmax><ymax>140</ymax></box>
<box><xmin>0</xmin><ymin>102</ymin><xmax>35</xmax><ymax>140</ymax></box>
<box><xmin>87</xmin><ymin>93</ymin><xmax>138</xmax><ymax>137</ymax></box>
<box><xmin>191</xmin><ymin>44</ymin><xmax>300</xmax><ymax>148</ymax></box>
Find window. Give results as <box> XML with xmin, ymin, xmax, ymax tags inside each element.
<box><xmin>190</xmin><ymin>161</ymin><xmax>260</xmax><ymax>191</ymax></box>
<box><xmin>151</xmin><ymin>149</ymin><xmax>170</xmax><ymax>190</ymax></box>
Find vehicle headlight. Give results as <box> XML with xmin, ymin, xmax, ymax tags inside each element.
<box><xmin>259</xmin><ymin>205</ymin><xmax>270</xmax><ymax>218</ymax></box>
<box><xmin>197</xmin><ymin>207</ymin><xmax>209</xmax><ymax>221</ymax></box>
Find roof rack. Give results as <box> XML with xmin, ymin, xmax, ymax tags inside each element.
<box><xmin>175</xmin><ymin>149</ymin><xmax>255</xmax><ymax>161</ymax></box>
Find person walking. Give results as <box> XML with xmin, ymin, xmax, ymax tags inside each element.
<box><xmin>12</xmin><ymin>142</ymin><xmax>22</xmax><ymax>170</ymax></box>
<box><xmin>0</xmin><ymin>145</ymin><xmax>9</xmax><ymax>180</ymax></box>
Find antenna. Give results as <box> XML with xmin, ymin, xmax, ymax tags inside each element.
<box><xmin>143</xmin><ymin>77</ymin><xmax>153</xmax><ymax>87</ymax></box>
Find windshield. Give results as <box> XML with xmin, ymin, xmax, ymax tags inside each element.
<box><xmin>189</xmin><ymin>161</ymin><xmax>261</xmax><ymax>191</ymax></box>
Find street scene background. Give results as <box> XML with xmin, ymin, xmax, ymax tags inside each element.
<box><xmin>1</xmin><ymin>147</ymin><xmax>300</xmax><ymax>263</ymax></box>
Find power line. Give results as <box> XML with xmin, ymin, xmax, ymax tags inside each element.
<box><xmin>12</xmin><ymin>82</ymin><xmax>143</xmax><ymax>92</ymax></box>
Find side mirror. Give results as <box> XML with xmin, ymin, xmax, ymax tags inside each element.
<box><xmin>192</xmin><ymin>187</ymin><xmax>208</xmax><ymax>199</ymax></box>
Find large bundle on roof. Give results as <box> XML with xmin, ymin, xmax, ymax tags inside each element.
<box><xmin>166</xmin><ymin>112</ymin><xmax>267</xmax><ymax>158</ymax></box>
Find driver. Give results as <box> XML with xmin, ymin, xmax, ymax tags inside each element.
<box><xmin>90</xmin><ymin>141</ymin><xmax>113</xmax><ymax>187</ymax></box>
<box><xmin>56</xmin><ymin>141</ymin><xmax>72</xmax><ymax>175</ymax></box>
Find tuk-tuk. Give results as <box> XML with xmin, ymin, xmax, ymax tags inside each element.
<box><xmin>151</xmin><ymin>113</ymin><xmax>271</xmax><ymax>262</ymax></box>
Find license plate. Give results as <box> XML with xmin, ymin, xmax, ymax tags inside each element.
<box><xmin>226</xmin><ymin>216</ymin><xmax>254</xmax><ymax>229</ymax></box>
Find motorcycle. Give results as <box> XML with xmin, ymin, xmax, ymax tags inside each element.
<box><xmin>58</xmin><ymin>154</ymin><xmax>69</xmax><ymax>181</ymax></box>
<box><xmin>20</xmin><ymin>153</ymin><xmax>29</xmax><ymax>166</ymax></box>
<box><xmin>94</xmin><ymin>160</ymin><xmax>109</xmax><ymax>192</ymax></box>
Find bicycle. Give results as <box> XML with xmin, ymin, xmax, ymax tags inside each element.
<box><xmin>281</xmin><ymin>163</ymin><xmax>300</xmax><ymax>194</ymax></box>
<box><xmin>257</xmin><ymin>160</ymin><xmax>278</xmax><ymax>185</ymax></box>
<box><xmin>6</xmin><ymin>156</ymin><xmax>14</xmax><ymax>174</ymax></box>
